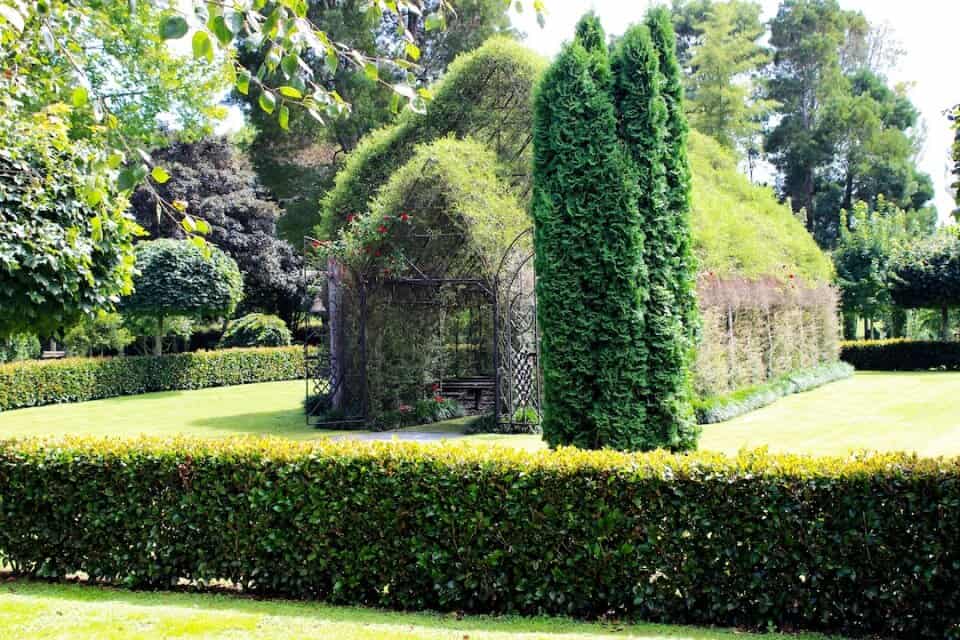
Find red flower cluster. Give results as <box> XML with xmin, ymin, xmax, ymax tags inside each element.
<box><xmin>377</xmin><ymin>225</ymin><xmax>388</xmax><ymax>234</ymax></box>
<box><xmin>399</xmin><ymin>213</ymin><xmax>411</xmax><ymax>222</ymax></box>
<box><xmin>346</xmin><ymin>213</ymin><xmax>357</xmax><ymax>223</ymax></box>
<box><xmin>433</xmin><ymin>395</ymin><xmax>444</xmax><ymax>403</ymax></box>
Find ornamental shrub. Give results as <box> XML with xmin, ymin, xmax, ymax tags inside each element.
<box><xmin>0</xmin><ymin>334</ymin><xmax>41</xmax><ymax>363</ymax></box>
<box><xmin>0</xmin><ymin>347</ymin><xmax>303</xmax><ymax>411</ymax></box>
<box><xmin>532</xmin><ymin>33</ymin><xmax>648</xmax><ymax>450</ymax></box>
<box><xmin>0</xmin><ymin>438</ymin><xmax>958</xmax><ymax>639</ymax></box>
<box><xmin>122</xmin><ymin>239</ymin><xmax>244</xmax><ymax>355</ymax></box>
<box><xmin>841</xmin><ymin>339</ymin><xmax>960</xmax><ymax>371</ymax></box>
<box><xmin>220</xmin><ymin>314</ymin><xmax>293</xmax><ymax>349</ymax></box>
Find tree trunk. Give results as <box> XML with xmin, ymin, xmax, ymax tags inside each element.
<box><xmin>941</xmin><ymin>306</ymin><xmax>950</xmax><ymax>342</ymax></box>
<box><xmin>154</xmin><ymin>316</ymin><xmax>164</xmax><ymax>356</ymax></box>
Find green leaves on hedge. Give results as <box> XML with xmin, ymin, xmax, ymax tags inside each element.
<box><xmin>0</xmin><ymin>440</ymin><xmax>956</xmax><ymax>640</ymax></box>
<box><xmin>0</xmin><ymin>347</ymin><xmax>303</xmax><ymax>410</ymax></box>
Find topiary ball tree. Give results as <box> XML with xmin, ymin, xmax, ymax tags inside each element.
<box><xmin>220</xmin><ymin>313</ymin><xmax>292</xmax><ymax>349</ymax></box>
<box><xmin>532</xmin><ymin>28</ymin><xmax>648</xmax><ymax>450</ymax></box>
<box><xmin>123</xmin><ymin>239</ymin><xmax>243</xmax><ymax>355</ymax></box>
<box><xmin>891</xmin><ymin>232</ymin><xmax>960</xmax><ymax>341</ymax></box>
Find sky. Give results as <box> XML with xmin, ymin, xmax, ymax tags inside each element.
<box><xmin>511</xmin><ymin>0</ymin><xmax>958</xmax><ymax>221</ymax></box>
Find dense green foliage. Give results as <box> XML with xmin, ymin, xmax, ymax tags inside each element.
<box><xmin>1</xmin><ymin>438</ymin><xmax>959</xmax><ymax>639</ymax></box>
<box><xmin>63</xmin><ymin>312</ymin><xmax>134</xmax><ymax>358</ymax></box>
<box><xmin>129</xmin><ymin>140</ymin><xmax>304</xmax><ymax>326</ymax></box>
<box><xmin>688</xmin><ymin>131</ymin><xmax>833</xmax><ymax>281</ymax></box>
<box><xmin>644</xmin><ymin>8</ymin><xmax>699</xmax><ymax>450</ymax></box>
<box><xmin>952</xmin><ymin>105</ymin><xmax>959</xmax><ymax>217</ymax></box>
<box><xmin>890</xmin><ymin>232</ymin><xmax>960</xmax><ymax>339</ymax></box>
<box><xmin>763</xmin><ymin>0</ymin><xmax>932</xmax><ymax>248</ymax></box>
<box><xmin>0</xmin><ymin>109</ymin><xmax>139</xmax><ymax>339</ymax></box>
<box><xmin>0</xmin><ymin>347</ymin><xmax>303</xmax><ymax>411</ymax></box>
<box><xmin>695</xmin><ymin>361</ymin><xmax>853</xmax><ymax>423</ymax></box>
<box><xmin>841</xmin><ymin>339</ymin><xmax>960</xmax><ymax>371</ymax></box>
<box><xmin>681</xmin><ymin>1</ymin><xmax>772</xmax><ymax>155</ymax></box>
<box><xmin>220</xmin><ymin>314</ymin><xmax>293</xmax><ymax>349</ymax></box>
<box><xmin>0</xmin><ymin>334</ymin><xmax>41</xmax><ymax>363</ymax></box>
<box><xmin>122</xmin><ymin>240</ymin><xmax>244</xmax><ymax>355</ymax></box>
<box><xmin>320</xmin><ymin>37</ymin><xmax>546</xmax><ymax>238</ymax></box>
<box><xmin>532</xmin><ymin>32</ymin><xmax>648</xmax><ymax>450</ymax></box>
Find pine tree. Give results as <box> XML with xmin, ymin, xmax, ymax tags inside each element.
<box><xmin>642</xmin><ymin>8</ymin><xmax>700</xmax><ymax>450</ymax></box>
<box><xmin>532</xmin><ymin>33</ymin><xmax>647</xmax><ymax>449</ymax></box>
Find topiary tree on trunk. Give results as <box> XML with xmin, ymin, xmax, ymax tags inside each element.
<box><xmin>122</xmin><ymin>239</ymin><xmax>244</xmax><ymax>355</ymax></box>
<box><xmin>532</xmin><ymin>26</ymin><xmax>648</xmax><ymax>450</ymax></box>
<box><xmin>891</xmin><ymin>231</ymin><xmax>960</xmax><ymax>341</ymax></box>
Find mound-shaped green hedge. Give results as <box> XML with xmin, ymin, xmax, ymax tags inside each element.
<box><xmin>0</xmin><ymin>438</ymin><xmax>956</xmax><ymax>639</ymax></box>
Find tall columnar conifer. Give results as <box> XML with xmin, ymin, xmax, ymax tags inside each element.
<box><xmin>643</xmin><ymin>8</ymin><xmax>700</xmax><ymax>451</ymax></box>
<box><xmin>532</xmin><ymin>32</ymin><xmax>648</xmax><ymax>449</ymax></box>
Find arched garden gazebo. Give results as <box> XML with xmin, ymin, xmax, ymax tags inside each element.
<box><xmin>303</xmin><ymin>138</ymin><xmax>540</xmax><ymax>432</ymax></box>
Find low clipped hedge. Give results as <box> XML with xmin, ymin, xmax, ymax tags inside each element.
<box><xmin>0</xmin><ymin>347</ymin><xmax>304</xmax><ymax>411</ymax></box>
<box><xmin>841</xmin><ymin>339</ymin><xmax>960</xmax><ymax>371</ymax></box>
<box><xmin>0</xmin><ymin>438</ymin><xmax>958</xmax><ymax>639</ymax></box>
<box><xmin>695</xmin><ymin>361</ymin><xmax>854</xmax><ymax>424</ymax></box>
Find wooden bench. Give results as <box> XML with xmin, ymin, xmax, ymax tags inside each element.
<box><xmin>438</xmin><ymin>377</ymin><xmax>496</xmax><ymax>411</ymax></box>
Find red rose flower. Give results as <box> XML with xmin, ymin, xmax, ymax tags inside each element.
<box><xmin>346</xmin><ymin>213</ymin><xmax>357</xmax><ymax>223</ymax></box>
<box><xmin>400</xmin><ymin>213</ymin><xmax>410</xmax><ymax>222</ymax></box>
<box><xmin>378</xmin><ymin>225</ymin><xmax>388</xmax><ymax>234</ymax></box>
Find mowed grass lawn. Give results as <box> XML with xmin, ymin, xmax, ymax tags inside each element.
<box><xmin>1</xmin><ymin>371</ymin><xmax>958</xmax><ymax>457</ymax></box>
<box><xmin>0</xmin><ymin>581</ymin><xmax>841</xmax><ymax>640</ymax></box>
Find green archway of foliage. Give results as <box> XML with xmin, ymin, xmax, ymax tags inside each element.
<box><xmin>122</xmin><ymin>239</ymin><xmax>244</xmax><ymax>355</ymax></box>
<box><xmin>321</xmin><ymin>138</ymin><xmax>528</xmax><ymax>418</ymax></box>
<box><xmin>320</xmin><ymin>37</ymin><xmax>546</xmax><ymax>238</ymax></box>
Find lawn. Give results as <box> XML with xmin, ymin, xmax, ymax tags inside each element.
<box><xmin>0</xmin><ymin>580</ymin><xmax>840</xmax><ymax>640</ymax></box>
<box><xmin>1</xmin><ymin>371</ymin><xmax>958</xmax><ymax>458</ymax></box>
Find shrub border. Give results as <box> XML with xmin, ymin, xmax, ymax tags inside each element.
<box><xmin>841</xmin><ymin>339</ymin><xmax>960</xmax><ymax>371</ymax></box>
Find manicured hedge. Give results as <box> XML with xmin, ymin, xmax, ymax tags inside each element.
<box><xmin>694</xmin><ymin>361</ymin><xmax>854</xmax><ymax>424</ymax></box>
<box><xmin>0</xmin><ymin>438</ymin><xmax>957</xmax><ymax>639</ymax></box>
<box><xmin>0</xmin><ymin>347</ymin><xmax>304</xmax><ymax>411</ymax></box>
<box><xmin>841</xmin><ymin>339</ymin><xmax>960</xmax><ymax>371</ymax></box>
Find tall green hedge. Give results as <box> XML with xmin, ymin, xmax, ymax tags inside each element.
<box><xmin>532</xmin><ymin>33</ymin><xmax>648</xmax><ymax>449</ymax></box>
<box><xmin>0</xmin><ymin>347</ymin><xmax>304</xmax><ymax>411</ymax></box>
<box><xmin>0</xmin><ymin>438</ymin><xmax>957</xmax><ymax>639</ymax></box>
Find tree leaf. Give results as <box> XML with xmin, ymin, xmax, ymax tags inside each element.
<box><xmin>404</xmin><ymin>42</ymin><xmax>421</xmax><ymax>61</ymax></box>
<box><xmin>363</xmin><ymin>62</ymin><xmax>379</xmax><ymax>81</ymax></box>
<box><xmin>209</xmin><ymin>15</ymin><xmax>233</xmax><ymax>46</ymax></box>
<box><xmin>192</xmin><ymin>31</ymin><xmax>214</xmax><ymax>63</ymax></box>
<box><xmin>236</xmin><ymin>71</ymin><xmax>251</xmax><ymax>96</ymax></box>
<box><xmin>259</xmin><ymin>91</ymin><xmax>276</xmax><ymax>115</ymax></box>
<box><xmin>424</xmin><ymin>13</ymin><xmax>444</xmax><ymax>32</ymax></box>
<box><xmin>151</xmin><ymin>167</ymin><xmax>170</xmax><ymax>184</ymax></box>
<box><xmin>279</xmin><ymin>104</ymin><xmax>290</xmax><ymax>130</ymax></box>
<box><xmin>159</xmin><ymin>15</ymin><xmax>188</xmax><ymax>40</ymax></box>
<box><xmin>278</xmin><ymin>86</ymin><xmax>302</xmax><ymax>99</ymax></box>
<box><xmin>71</xmin><ymin>87</ymin><xmax>89</xmax><ymax>108</ymax></box>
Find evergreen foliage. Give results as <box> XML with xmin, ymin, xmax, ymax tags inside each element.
<box><xmin>644</xmin><ymin>8</ymin><xmax>700</xmax><ymax>450</ymax></box>
<box><xmin>532</xmin><ymin>36</ymin><xmax>647</xmax><ymax>450</ymax></box>
<box><xmin>220</xmin><ymin>314</ymin><xmax>292</xmax><ymax>349</ymax></box>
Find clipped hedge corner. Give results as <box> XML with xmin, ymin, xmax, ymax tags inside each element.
<box><xmin>0</xmin><ymin>438</ymin><xmax>957</xmax><ymax>639</ymax></box>
<box><xmin>841</xmin><ymin>339</ymin><xmax>960</xmax><ymax>371</ymax></box>
<box><xmin>0</xmin><ymin>347</ymin><xmax>304</xmax><ymax>411</ymax></box>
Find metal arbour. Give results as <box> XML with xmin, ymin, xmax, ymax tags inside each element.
<box><xmin>494</xmin><ymin>228</ymin><xmax>542</xmax><ymax>431</ymax></box>
<box><xmin>303</xmin><ymin>227</ymin><xmax>541</xmax><ymax>432</ymax></box>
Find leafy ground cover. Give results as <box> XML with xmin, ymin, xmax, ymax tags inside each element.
<box><xmin>1</xmin><ymin>372</ymin><xmax>958</xmax><ymax>458</ymax></box>
<box><xmin>0</xmin><ymin>580</ymin><xmax>842</xmax><ymax>640</ymax></box>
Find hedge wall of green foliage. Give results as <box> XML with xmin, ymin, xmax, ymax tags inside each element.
<box><xmin>841</xmin><ymin>339</ymin><xmax>960</xmax><ymax>371</ymax></box>
<box><xmin>220</xmin><ymin>314</ymin><xmax>293</xmax><ymax>349</ymax></box>
<box><xmin>0</xmin><ymin>438</ymin><xmax>957</xmax><ymax>639</ymax></box>
<box><xmin>695</xmin><ymin>361</ymin><xmax>854</xmax><ymax>424</ymax></box>
<box><xmin>0</xmin><ymin>347</ymin><xmax>304</xmax><ymax>411</ymax></box>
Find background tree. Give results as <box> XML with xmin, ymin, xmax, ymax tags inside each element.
<box><xmin>532</xmin><ymin>28</ymin><xmax>648</xmax><ymax>450</ymax></box>
<box><xmin>682</xmin><ymin>1</ymin><xmax>774</xmax><ymax>154</ymax></box>
<box><xmin>952</xmin><ymin>104</ymin><xmax>959</xmax><ymax>218</ymax></box>
<box><xmin>63</xmin><ymin>311</ymin><xmax>134</xmax><ymax>357</ymax></box>
<box><xmin>129</xmin><ymin>140</ymin><xmax>304</xmax><ymax>327</ymax></box>
<box><xmin>122</xmin><ymin>240</ymin><xmax>243</xmax><ymax>355</ymax></box>
<box><xmin>764</xmin><ymin>0</ymin><xmax>933</xmax><ymax>248</ymax></box>
<box><xmin>890</xmin><ymin>231</ymin><xmax>960</xmax><ymax>341</ymax></box>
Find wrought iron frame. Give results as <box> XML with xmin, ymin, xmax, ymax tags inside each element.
<box><xmin>303</xmin><ymin>226</ymin><xmax>540</xmax><ymax>432</ymax></box>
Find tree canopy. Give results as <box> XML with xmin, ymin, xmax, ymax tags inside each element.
<box><xmin>122</xmin><ymin>239</ymin><xmax>243</xmax><ymax>355</ymax></box>
<box><xmin>129</xmin><ymin>140</ymin><xmax>304</xmax><ymax>326</ymax></box>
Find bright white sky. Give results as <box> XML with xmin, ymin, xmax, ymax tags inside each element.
<box><xmin>511</xmin><ymin>0</ymin><xmax>958</xmax><ymax>221</ymax></box>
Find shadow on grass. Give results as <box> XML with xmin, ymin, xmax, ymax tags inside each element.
<box><xmin>0</xmin><ymin>578</ymin><xmax>839</xmax><ymax>639</ymax></box>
